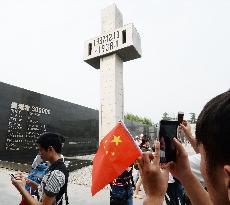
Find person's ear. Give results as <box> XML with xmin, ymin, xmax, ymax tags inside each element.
<box><xmin>224</xmin><ymin>165</ymin><xmax>230</xmax><ymax>201</ymax></box>
<box><xmin>47</xmin><ymin>146</ymin><xmax>53</xmax><ymax>152</ymax></box>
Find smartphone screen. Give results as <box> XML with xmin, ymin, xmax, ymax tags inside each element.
<box><xmin>158</xmin><ymin>120</ymin><xmax>178</xmax><ymax>163</ymax></box>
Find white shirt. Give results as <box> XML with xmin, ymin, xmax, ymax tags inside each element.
<box><xmin>188</xmin><ymin>153</ymin><xmax>205</xmax><ymax>185</ymax></box>
<box><xmin>168</xmin><ymin>173</ymin><xmax>175</xmax><ymax>183</ymax></box>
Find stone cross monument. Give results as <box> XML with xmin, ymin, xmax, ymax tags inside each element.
<box><xmin>84</xmin><ymin>4</ymin><xmax>141</xmax><ymax>142</ymax></box>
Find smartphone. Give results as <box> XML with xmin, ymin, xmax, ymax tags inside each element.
<box><xmin>9</xmin><ymin>174</ymin><xmax>16</xmax><ymax>179</ymax></box>
<box><xmin>158</xmin><ymin>120</ymin><xmax>178</xmax><ymax>163</ymax></box>
<box><xmin>178</xmin><ymin>112</ymin><xmax>184</xmax><ymax>124</ymax></box>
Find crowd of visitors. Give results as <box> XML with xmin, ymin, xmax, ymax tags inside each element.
<box><xmin>10</xmin><ymin>90</ymin><xmax>230</xmax><ymax>205</ymax></box>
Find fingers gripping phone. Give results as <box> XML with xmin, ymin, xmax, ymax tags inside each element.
<box><xmin>158</xmin><ymin>120</ymin><xmax>179</xmax><ymax>163</ymax></box>
<box><xmin>9</xmin><ymin>174</ymin><xmax>16</xmax><ymax>179</ymax></box>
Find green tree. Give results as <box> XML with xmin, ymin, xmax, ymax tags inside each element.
<box><xmin>124</xmin><ymin>113</ymin><xmax>153</xmax><ymax>126</ymax></box>
<box><xmin>189</xmin><ymin>112</ymin><xmax>196</xmax><ymax>123</ymax></box>
<box><xmin>162</xmin><ymin>112</ymin><xmax>172</xmax><ymax>120</ymax></box>
<box><xmin>141</xmin><ymin>117</ymin><xmax>153</xmax><ymax>126</ymax></box>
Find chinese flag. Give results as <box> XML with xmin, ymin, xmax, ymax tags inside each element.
<box><xmin>91</xmin><ymin>121</ymin><xmax>142</xmax><ymax>196</ymax></box>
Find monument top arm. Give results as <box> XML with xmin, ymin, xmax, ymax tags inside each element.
<box><xmin>83</xmin><ymin>4</ymin><xmax>141</xmax><ymax>69</ymax></box>
<box><xmin>84</xmin><ymin>23</ymin><xmax>142</xmax><ymax>69</ymax></box>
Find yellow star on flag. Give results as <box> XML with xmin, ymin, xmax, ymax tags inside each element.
<box><xmin>111</xmin><ymin>135</ymin><xmax>122</xmax><ymax>146</ymax></box>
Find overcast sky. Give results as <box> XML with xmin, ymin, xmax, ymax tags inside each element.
<box><xmin>0</xmin><ymin>0</ymin><xmax>229</xmax><ymax>122</ymax></box>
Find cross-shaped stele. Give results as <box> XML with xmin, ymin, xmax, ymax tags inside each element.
<box><xmin>84</xmin><ymin>4</ymin><xmax>141</xmax><ymax>142</ymax></box>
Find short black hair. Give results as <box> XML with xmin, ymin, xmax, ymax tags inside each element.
<box><xmin>140</xmin><ymin>136</ymin><xmax>150</xmax><ymax>147</ymax></box>
<box><xmin>59</xmin><ymin>135</ymin><xmax>65</xmax><ymax>144</ymax></box>
<box><xmin>36</xmin><ymin>132</ymin><xmax>63</xmax><ymax>153</ymax></box>
<box><xmin>196</xmin><ymin>90</ymin><xmax>230</xmax><ymax>174</ymax></box>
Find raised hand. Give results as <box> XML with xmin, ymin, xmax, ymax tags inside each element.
<box><xmin>179</xmin><ymin>121</ymin><xmax>199</xmax><ymax>153</ymax></box>
<box><xmin>11</xmin><ymin>172</ymin><xmax>27</xmax><ymax>192</ymax></box>
<box><xmin>179</xmin><ymin>120</ymin><xmax>192</xmax><ymax>137</ymax></box>
<box><xmin>168</xmin><ymin>138</ymin><xmax>193</xmax><ymax>183</ymax></box>
<box><xmin>137</xmin><ymin>141</ymin><xmax>169</xmax><ymax>205</ymax></box>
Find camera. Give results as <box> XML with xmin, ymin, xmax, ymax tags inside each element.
<box><xmin>178</xmin><ymin>111</ymin><xmax>184</xmax><ymax>124</ymax></box>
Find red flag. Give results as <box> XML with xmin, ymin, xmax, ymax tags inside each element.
<box><xmin>91</xmin><ymin>121</ymin><xmax>141</xmax><ymax>196</ymax></box>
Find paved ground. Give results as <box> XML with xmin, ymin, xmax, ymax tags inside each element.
<box><xmin>0</xmin><ymin>168</ymin><xmax>146</xmax><ymax>205</ymax></box>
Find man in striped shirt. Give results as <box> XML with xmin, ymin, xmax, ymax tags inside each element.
<box><xmin>12</xmin><ymin>132</ymin><xmax>69</xmax><ymax>205</ymax></box>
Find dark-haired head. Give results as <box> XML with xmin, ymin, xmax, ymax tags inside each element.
<box><xmin>196</xmin><ymin>90</ymin><xmax>230</xmax><ymax>171</ymax></box>
<box><xmin>195</xmin><ymin>90</ymin><xmax>230</xmax><ymax>204</ymax></box>
<box><xmin>140</xmin><ymin>136</ymin><xmax>150</xmax><ymax>147</ymax></box>
<box><xmin>36</xmin><ymin>132</ymin><xmax>63</xmax><ymax>154</ymax></box>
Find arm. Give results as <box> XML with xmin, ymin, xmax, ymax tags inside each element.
<box><xmin>26</xmin><ymin>178</ymin><xmax>39</xmax><ymax>190</ymax></box>
<box><xmin>16</xmin><ymin>186</ymin><xmax>55</xmax><ymax>205</ymax></box>
<box><xmin>144</xmin><ymin>197</ymin><xmax>164</xmax><ymax>205</ymax></box>
<box><xmin>169</xmin><ymin>138</ymin><xmax>213</xmax><ymax>205</ymax></box>
<box><xmin>180</xmin><ymin>172</ymin><xmax>212</xmax><ymax>205</ymax></box>
<box><xmin>179</xmin><ymin>121</ymin><xmax>199</xmax><ymax>153</ymax></box>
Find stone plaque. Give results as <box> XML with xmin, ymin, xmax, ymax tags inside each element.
<box><xmin>0</xmin><ymin>82</ymin><xmax>99</xmax><ymax>162</ymax></box>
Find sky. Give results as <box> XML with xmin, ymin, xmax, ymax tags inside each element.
<box><xmin>0</xmin><ymin>0</ymin><xmax>229</xmax><ymax>123</ymax></box>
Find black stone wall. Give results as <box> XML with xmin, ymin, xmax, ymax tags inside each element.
<box><xmin>0</xmin><ymin>82</ymin><xmax>99</xmax><ymax>163</ymax></box>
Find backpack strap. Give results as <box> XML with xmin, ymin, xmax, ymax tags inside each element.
<box><xmin>64</xmin><ymin>190</ymin><xmax>69</xmax><ymax>205</ymax></box>
<box><xmin>64</xmin><ymin>165</ymin><xmax>69</xmax><ymax>205</ymax></box>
